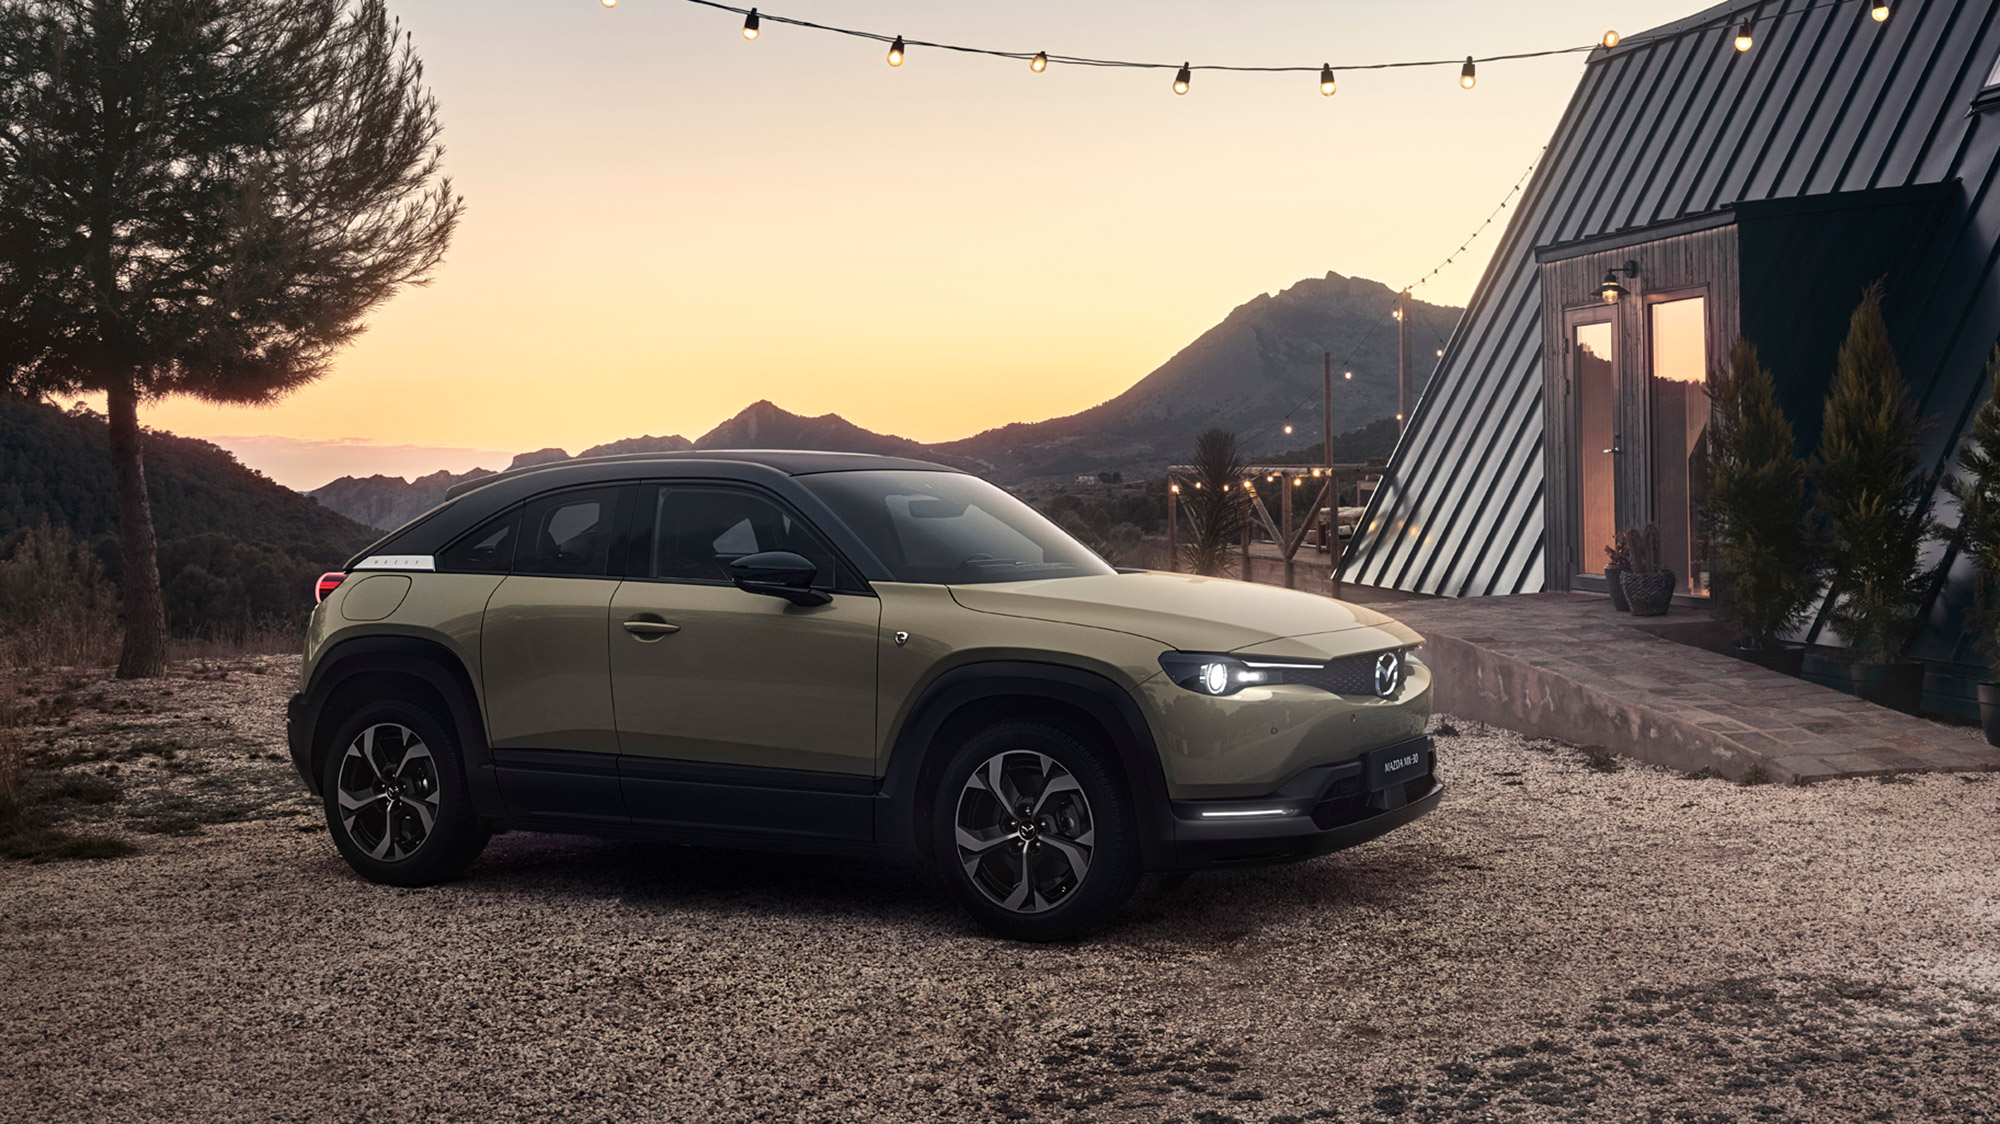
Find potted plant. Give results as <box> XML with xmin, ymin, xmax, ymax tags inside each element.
<box><xmin>1618</xmin><ymin>523</ymin><xmax>1675</xmax><ymax>616</ymax></box>
<box><xmin>1809</xmin><ymin>284</ymin><xmax>1932</xmax><ymax>713</ymax></box>
<box><xmin>1603</xmin><ymin>533</ymin><xmax>1632</xmax><ymax>612</ymax></box>
<box><xmin>1705</xmin><ymin>338</ymin><xmax>1818</xmax><ymax>676</ymax></box>
<box><xmin>1936</xmin><ymin>346</ymin><xmax>2000</xmax><ymax>743</ymax></box>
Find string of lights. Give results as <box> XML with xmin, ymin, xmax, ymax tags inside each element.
<box><xmin>602</xmin><ymin>0</ymin><xmax>1899</xmax><ymax>95</ymax></box>
<box><xmin>1245</xmin><ymin>150</ymin><xmax>1544</xmax><ymax>455</ymax></box>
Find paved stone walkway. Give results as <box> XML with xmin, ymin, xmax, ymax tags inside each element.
<box><xmin>1379</xmin><ymin>592</ymin><xmax>2000</xmax><ymax>784</ymax></box>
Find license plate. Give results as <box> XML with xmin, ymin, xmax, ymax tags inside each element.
<box><xmin>1365</xmin><ymin>744</ymin><xmax>1431</xmax><ymax>791</ymax></box>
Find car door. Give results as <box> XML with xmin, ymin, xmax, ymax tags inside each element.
<box><xmin>479</xmin><ymin>485</ymin><xmax>632</xmax><ymax>824</ymax></box>
<box><xmin>609</xmin><ymin>482</ymin><xmax>880</xmax><ymax>840</ymax></box>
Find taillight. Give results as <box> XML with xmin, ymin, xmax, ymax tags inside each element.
<box><xmin>315</xmin><ymin>572</ymin><xmax>346</xmax><ymax>604</ymax></box>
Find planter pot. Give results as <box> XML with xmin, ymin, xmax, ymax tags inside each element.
<box><xmin>1620</xmin><ymin>569</ymin><xmax>1676</xmax><ymax>616</ymax></box>
<box><xmin>1603</xmin><ymin>566</ymin><xmax>1631</xmax><ymax>611</ymax></box>
<box><xmin>1979</xmin><ymin>682</ymin><xmax>2000</xmax><ymax>746</ymax></box>
<box><xmin>1731</xmin><ymin>643</ymin><xmax>1805</xmax><ymax>677</ymax></box>
<box><xmin>1848</xmin><ymin>661</ymin><xmax>1925</xmax><ymax>714</ymax></box>
<box><xmin>1800</xmin><ymin>652</ymin><xmax>1853</xmax><ymax>695</ymax></box>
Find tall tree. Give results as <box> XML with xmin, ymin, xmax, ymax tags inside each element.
<box><xmin>1935</xmin><ymin>347</ymin><xmax>2000</xmax><ymax>659</ymax></box>
<box><xmin>1812</xmin><ymin>284</ymin><xmax>1930</xmax><ymax>664</ymax></box>
<box><xmin>0</xmin><ymin>0</ymin><xmax>460</xmax><ymax>676</ymax></box>
<box><xmin>1179</xmin><ymin>428</ymin><xmax>1250</xmax><ymax>577</ymax></box>
<box><xmin>1705</xmin><ymin>338</ymin><xmax>1818</xmax><ymax>649</ymax></box>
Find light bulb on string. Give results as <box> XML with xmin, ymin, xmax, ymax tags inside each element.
<box><xmin>1460</xmin><ymin>57</ymin><xmax>1476</xmax><ymax>89</ymax></box>
<box><xmin>1319</xmin><ymin>64</ymin><xmax>1336</xmax><ymax>96</ymax></box>
<box><xmin>1871</xmin><ymin>4</ymin><xmax>1889</xmax><ymax>22</ymax></box>
<box><xmin>1173</xmin><ymin>62</ymin><xmax>1191</xmax><ymax>95</ymax></box>
<box><xmin>1030</xmin><ymin>51</ymin><xmax>1048</xmax><ymax>72</ymax></box>
<box><xmin>600</xmin><ymin>0</ymin><xmax>615</xmax><ymax>8</ymax></box>
<box><xmin>1344</xmin><ymin>370</ymin><xmax>1353</xmax><ymax>380</ymax></box>
<box><xmin>887</xmin><ymin>35</ymin><xmax>905</xmax><ymax>66</ymax></box>
<box><xmin>1284</xmin><ymin>423</ymin><xmax>1294</xmax><ymax>435</ymax></box>
<box><xmin>742</xmin><ymin>8</ymin><xmax>759</xmax><ymax>39</ymax></box>
<box><xmin>1735</xmin><ymin>20</ymin><xmax>1754</xmax><ymax>52</ymax></box>
<box><xmin>1602</xmin><ymin>30</ymin><xmax>1620</xmax><ymax>49</ymax></box>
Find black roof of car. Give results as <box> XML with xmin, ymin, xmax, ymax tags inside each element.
<box><xmin>350</xmin><ymin>449</ymin><xmax>967</xmax><ymax>571</ymax></box>
<box><xmin>443</xmin><ymin>449</ymin><xmax>960</xmax><ymax>500</ymax></box>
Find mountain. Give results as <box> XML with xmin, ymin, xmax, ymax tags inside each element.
<box><xmin>689</xmin><ymin>401</ymin><xmax>988</xmax><ymax>470</ymax></box>
<box><xmin>312</xmin><ymin>435</ymin><xmax>698</xmax><ymax>531</ymax></box>
<box><xmin>937</xmin><ymin>271</ymin><xmax>1457</xmax><ymax>479</ymax></box>
<box><xmin>309</xmin><ymin>468</ymin><xmax>495</xmax><ymax>533</ymax></box>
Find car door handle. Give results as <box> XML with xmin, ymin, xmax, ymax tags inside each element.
<box><xmin>622</xmin><ymin>618</ymin><xmax>681</xmax><ymax>637</ymax></box>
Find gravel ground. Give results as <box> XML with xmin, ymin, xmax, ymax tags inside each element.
<box><xmin>3</xmin><ymin>658</ymin><xmax>1998</xmax><ymax>1124</ymax></box>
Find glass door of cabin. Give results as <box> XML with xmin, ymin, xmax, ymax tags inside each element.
<box><xmin>1647</xmin><ymin>296</ymin><xmax>1709</xmax><ymax>597</ymax></box>
<box><xmin>1571</xmin><ymin>317</ymin><xmax>1618</xmax><ymax>580</ymax></box>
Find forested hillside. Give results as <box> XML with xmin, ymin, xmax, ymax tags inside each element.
<box><xmin>0</xmin><ymin>395</ymin><xmax>377</xmax><ymax>640</ymax></box>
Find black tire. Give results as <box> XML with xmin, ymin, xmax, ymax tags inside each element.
<box><xmin>321</xmin><ymin>698</ymin><xmax>489</xmax><ymax>886</ymax></box>
<box><xmin>931</xmin><ymin>718</ymin><xmax>1141</xmax><ymax>941</ymax></box>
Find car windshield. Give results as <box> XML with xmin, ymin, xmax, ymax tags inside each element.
<box><xmin>801</xmin><ymin>470</ymin><xmax>1115</xmax><ymax>585</ymax></box>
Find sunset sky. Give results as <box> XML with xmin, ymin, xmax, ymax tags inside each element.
<box><xmin>120</xmin><ymin>0</ymin><xmax>1697</xmax><ymax>489</ymax></box>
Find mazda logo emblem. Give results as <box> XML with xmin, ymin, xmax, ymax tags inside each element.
<box><xmin>1374</xmin><ymin>652</ymin><xmax>1403</xmax><ymax>698</ymax></box>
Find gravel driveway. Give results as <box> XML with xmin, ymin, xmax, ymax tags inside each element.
<box><xmin>3</xmin><ymin>659</ymin><xmax>1997</xmax><ymax>1124</ymax></box>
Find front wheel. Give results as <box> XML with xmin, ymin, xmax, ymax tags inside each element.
<box><xmin>321</xmin><ymin>699</ymin><xmax>489</xmax><ymax>886</ymax></box>
<box><xmin>932</xmin><ymin>719</ymin><xmax>1140</xmax><ymax>941</ymax></box>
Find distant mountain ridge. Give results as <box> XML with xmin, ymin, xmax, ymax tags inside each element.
<box><xmin>311</xmin><ymin>402</ymin><xmax>989</xmax><ymax>529</ymax></box>
<box><xmin>309</xmin><ymin>270</ymin><xmax>1461</xmax><ymax>529</ymax></box>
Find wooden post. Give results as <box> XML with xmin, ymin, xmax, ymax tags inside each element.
<box><xmin>1280</xmin><ymin>474</ymin><xmax>1295</xmax><ymax>589</ymax></box>
<box><xmin>1329</xmin><ymin>472</ymin><xmax>1345</xmax><ymax>598</ymax></box>
<box><xmin>1165</xmin><ymin>474</ymin><xmax>1177</xmax><ymax>572</ymax></box>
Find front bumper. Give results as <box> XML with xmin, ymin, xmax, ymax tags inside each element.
<box><xmin>1156</xmin><ymin>734</ymin><xmax>1441</xmax><ymax>870</ymax></box>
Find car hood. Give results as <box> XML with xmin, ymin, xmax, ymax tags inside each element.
<box><xmin>946</xmin><ymin>571</ymin><xmax>1421</xmax><ymax>654</ymax></box>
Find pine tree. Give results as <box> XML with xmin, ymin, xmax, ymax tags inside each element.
<box><xmin>0</xmin><ymin>1</ymin><xmax>461</xmax><ymax>676</ymax></box>
<box><xmin>1706</xmin><ymin>339</ymin><xmax>1817</xmax><ymax>648</ymax></box>
<box><xmin>1937</xmin><ymin>347</ymin><xmax>2000</xmax><ymax>660</ymax></box>
<box><xmin>1812</xmin><ymin>284</ymin><xmax>1930</xmax><ymax>664</ymax></box>
<box><xmin>1180</xmin><ymin>428</ymin><xmax>1250</xmax><ymax>577</ymax></box>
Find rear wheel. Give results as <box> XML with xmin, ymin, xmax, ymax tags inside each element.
<box><xmin>932</xmin><ymin>719</ymin><xmax>1140</xmax><ymax>941</ymax></box>
<box><xmin>321</xmin><ymin>699</ymin><xmax>489</xmax><ymax>886</ymax></box>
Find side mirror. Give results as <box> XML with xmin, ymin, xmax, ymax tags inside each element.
<box><xmin>727</xmin><ymin>551</ymin><xmax>833</xmax><ymax>607</ymax></box>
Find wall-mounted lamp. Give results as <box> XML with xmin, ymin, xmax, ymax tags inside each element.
<box><xmin>1600</xmin><ymin>260</ymin><xmax>1639</xmax><ymax>304</ymax></box>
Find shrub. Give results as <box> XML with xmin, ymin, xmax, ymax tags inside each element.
<box><xmin>0</xmin><ymin>523</ymin><xmax>119</xmax><ymax>669</ymax></box>
<box><xmin>1812</xmin><ymin>284</ymin><xmax>1931</xmax><ymax>664</ymax></box>
<box><xmin>1618</xmin><ymin>523</ymin><xmax>1663</xmax><ymax>575</ymax></box>
<box><xmin>1936</xmin><ymin>347</ymin><xmax>2000</xmax><ymax>661</ymax></box>
<box><xmin>1706</xmin><ymin>339</ymin><xmax>1819</xmax><ymax>649</ymax></box>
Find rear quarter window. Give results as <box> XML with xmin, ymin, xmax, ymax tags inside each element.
<box><xmin>437</xmin><ymin>504</ymin><xmax>521</xmax><ymax>573</ymax></box>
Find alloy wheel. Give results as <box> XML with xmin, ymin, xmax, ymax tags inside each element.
<box><xmin>334</xmin><ymin>723</ymin><xmax>441</xmax><ymax>862</ymax></box>
<box><xmin>954</xmin><ymin>750</ymin><xmax>1095</xmax><ymax>913</ymax></box>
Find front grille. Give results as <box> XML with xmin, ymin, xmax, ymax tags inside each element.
<box><xmin>1309</xmin><ymin>765</ymin><xmax>1435</xmax><ymax>829</ymax></box>
<box><xmin>1272</xmin><ymin>649</ymin><xmax>1406</xmax><ymax>698</ymax></box>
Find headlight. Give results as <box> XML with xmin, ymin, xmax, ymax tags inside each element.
<box><xmin>1159</xmin><ymin>649</ymin><xmax>1417</xmax><ymax>699</ymax></box>
<box><xmin>1159</xmin><ymin>652</ymin><xmax>1322</xmax><ymax>697</ymax></box>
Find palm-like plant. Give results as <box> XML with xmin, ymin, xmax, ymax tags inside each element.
<box><xmin>1179</xmin><ymin>428</ymin><xmax>1250</xmax><ymax>577</ymax></box>
<box><xmin>1937</xmin><ymin>347</ymin><xmax>2000</xmax><ymax>660</ymax></box>
<box><xmin>1706</xmin><ymin>339</ymin><xmax>1819</xmax><ymax>649</ymax></box>
<box><xmin>1812</xmin><ymin>284</ymin><xmax>1931</xmax><ymax>664</ymax></box>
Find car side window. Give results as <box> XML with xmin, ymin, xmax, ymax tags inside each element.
<box><xmin>437</xmin><ymin>504</ymin><xmax>522</xmax><ymax>573</ymax></box>
<box><xmin>649</xmin><ymin>486</ymin><xmax>841</xmax><ymax>587</ymax></box>
<box><xmin>515</xmin><ymin>488</ymin><xmax>619</xmax><ymax>576</ymax></box>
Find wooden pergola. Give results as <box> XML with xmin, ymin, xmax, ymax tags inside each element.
<box><xmin>1164</xmin><ymin>463</ymin><xmax>1386</xmax><ymax>596</ymax></box>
